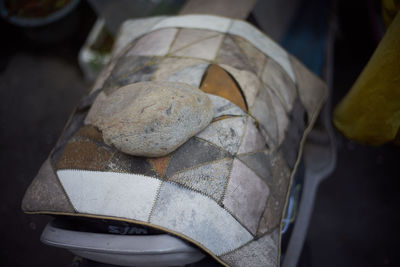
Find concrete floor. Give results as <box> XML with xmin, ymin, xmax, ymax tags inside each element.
<box><xmin>0</xmin><ymin>1</ymin><xmax>399</xmax><ymax>267</ymax></box>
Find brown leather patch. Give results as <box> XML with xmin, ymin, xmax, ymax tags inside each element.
<box><xmin>148</xmin><ymin>155</ymin><xmax>171</xmax><ymax>177</ymax></box>
<box><xmin>56</xmin><ymin>140</ymin><xmax>113</xmax><ymax>171</ymax></box>
<box><xmin>200</xmin><ymin>64</ymin><xmax>247</xmax><ymax>111</ymax></box>
<box><xmin>74</xmin><ymin>125</ymin><xmax>104</xmax><ymax>142</ymax></box>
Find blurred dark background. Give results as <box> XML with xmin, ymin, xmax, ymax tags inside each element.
<box><xmin>0</xmin><ymin>0</ymin><xmax>399</xmax><ymax>266</ymax></box>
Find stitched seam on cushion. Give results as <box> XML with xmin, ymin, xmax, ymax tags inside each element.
<box><xmin>147</xmin><ymin>180</ymin><xmax>163</xmax><ymax>223</ymax></box>
<box><xmin>160</xmin><ymin>180</ymin><xmax>254</xmax><ymax>255</ymax></box>
<box><xmin>193</xmin><ymin>135</ymin><xmax>233</xmax><ymax>156</ymax></box>
<box><xmin>235</xmin><ymin>157</ymin><xmax>269</xmax><ymax>187</ymax></box>
<box><xmin>236</xmin><ymin>147</ymin><xmax>271</xmax><ymax>157</ymax></box>
<box><xmin>211</xmin><ymin>33</ymin><xmax>226</xmax><ymax>62</ymax></box>
<box><xmin>263</xmin><ymin>85</ymin><xmax>280</xmax><ymax>145</ymax></box>
<box><xmin>164</xmin><ymin>178</ymin><xmax>223</xmax><ymax>204</ymax></box>
<box><xmin>255</xmin><ymin>194</ymin><xmax>276</xmax><ymax>237</ymax></box>
<box><xmin>276</xmin><ymin>89</ymin><xmax>329</xmax><ymax>265</ymax></box>
<box><xmin>260</xmin><ymin>57</ymin><xmax>295</xmax><ymax>113</ymax></box>
<box><xmin>150</xmin><ymin>58</ymin><xmax>209</xmax><ymax>83</ymax></box>
<box><xmin>218</xmin><ymin>237</ymin><xmax>253</xmax><ymax>257</ymax></box>
<box><xmin>52</xmin><ymin>165</ymin><xmax>78</xmax><ymax>213</ymax></box>
<box><xmin>219</xmin><ymin>153</ymin><xmax>235</xmax><ymax>205</ymax></box>
<box><xmin>251</xmin><ymin>117</ymin><xmax>278</xmax><ymax>149</ymax></box>
<box><xmin>234</xmin><ymin>115</ymin><xmax>249</xmax><ymax>157</ymax></box>
<box><xmin>218</xmin><ymin>226</ymin><xmax>281</xmax><ymax>259</ymax></box>
<box><xmin>166</xmin><ymin>28</ymin><xmax>181</xmax><ymax>54</ymax></box>
<box><xmin>106</xmin><ymin>57</ymin><xmax>162</xmax><ymax>88</ymax></box>
<box><xmin>221</xmin><ymin>204</ymin><xmax>258</xmax><ymax>237</ymax></box>
<box><xmin>194</xmin><ymin>115</ymin><xmax>247</xmax><ymax>156</ymax></box>
<box><xmin>230</xmin><ymin>34</ymin><xmax>262</xmax><ymax>76</ymax></box>
<box><xmin>165</xmin><ymin>157</ymin><xmax>232</xmax><ymax>179</ymax></box>
<box><xmin>167</xmin><ymin>33</ymin><xmax>222</xmax><ymax>55</ymax></box>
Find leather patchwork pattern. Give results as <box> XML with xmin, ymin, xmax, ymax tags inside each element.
<box><xmin>219</xmin><ymin>64</ymin><xmax>261</xmax><ymax>108</ymax></box>
<box><xmin>167</xmin><ymin>158</ymin><xmax>233</xmax><ymax>202</ymax></box>
<box><xmin>257</xmin><ymin>152</ymin><xmax>291</xmax><ymax>234</ymax></box>
<box><xmin>220</xmin><ymin>229</ymin><xmax>279</xmax><ymax>267</ymax></box>
<box><xmin>126</xmin><ymin>28</ymin><xmax>178</xmax><ymax>57</ymax></box>
<box><xmin>262</xmin><ymin>59</ymin><xmax>297</xmax><ymax>112</ymax></box>
<box><xmin>215</xmin><ymin>35</ymin><xmax>254</xmax><ymax>72</ymax></box>
<box><xmin>164</xmin><ymin>137</ymin><xmax>229</xmax><ymax>178</ymax></box>
<box><xmin>228</xmin><ymin>20</ymin><xmax>295</xmax><ymax>81</ymax></box>
<box><xmin>103</xmin><ymin>56</ymin><xmax>161</xmax><ymax>96</ymax></box>
<box><xmin>22</xmin><ymin>15</ymin><xmax>328</xmax><ymax>267</ymax></box>
<box><xmin>237</xmin><ymin>151</ymin><xmax>273</xmax><ymax>184</ymax></box>
<box><xmin>56</xmin><ymin>140</ymin><xmax>113</xmax><ymax>171</ymax></box>
<box><xmin>231</xmin><ymin>35</ymin><xmax>267</xmax><ymax>76</ymax></box>
<box><xmin>150</xmin><ymin>181</ymin><xmax>253</xmax><ymax>256</ymax></box>
<box><xmin>200</xmin><ymin>64</ymin><xmax>247</xmax><ymax>111</ymax></box>
<box><xmin>196</xmin><ymin>116</ymin><xmax>247</xmax><ymax>155</ymax></box>
<box><xmin>251</xmin><ymin>85</ymin><xmax>279</xmax><ymax>146</ymax></box>
<box><xmin>207</xmin><ymin>94</ymin><xmax>246</xmax><ymax>119</ymax></box>
<box><xmin>279</xmin><ymin>99</ymin><xmax>306</xmax><ymax>169</ymax></box>
<box><xmin>269</xmin><ymin>88</ymin><xmax>290</xmax><ymax>145</ymax></box>
<box><xmin>237</xmin><ymin>117</ymin><xmax>267</xmax><ymax>154</ymax></box>
<box><xmin>223</xmin><ymin>158</ymin><xmax>270</xmax><ymax>235</ymax></box>
<box><xmin>169</xmin><ymin>28</ymin><xmax>224</xmax><ymax>60</ymax></box>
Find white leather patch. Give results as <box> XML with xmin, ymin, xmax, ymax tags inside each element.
<box><xmin>57</xmin><ymin>170</ymin><xmax>161</xmax><ymax>222</ymax></box>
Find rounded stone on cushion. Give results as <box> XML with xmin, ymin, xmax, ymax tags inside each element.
<box><xmin>85</xmin><ymin>81</ymin><xmax>213</xmax><ymax>157</ymax></box>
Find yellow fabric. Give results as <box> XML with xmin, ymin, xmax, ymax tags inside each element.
<box><xmin>382</xmin><ymin>0</ymin><xmax>400</xmax><ymax>27</ymax></box>
<box><xmin>333</xmin><ymin>11</ymin><xmax>400</xmax><ymax>146</ymax></box>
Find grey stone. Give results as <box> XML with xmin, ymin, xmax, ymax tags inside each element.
<box><xmin>85</xmin><ymin>81</ymin><xmax>213</xmax><ymax>157</ymax></box>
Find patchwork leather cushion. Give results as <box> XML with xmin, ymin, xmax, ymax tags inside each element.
<box><xmin>22</xmin><ymin>15</ymin><xmax>327</xmax><ymax>267</ymax></box>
